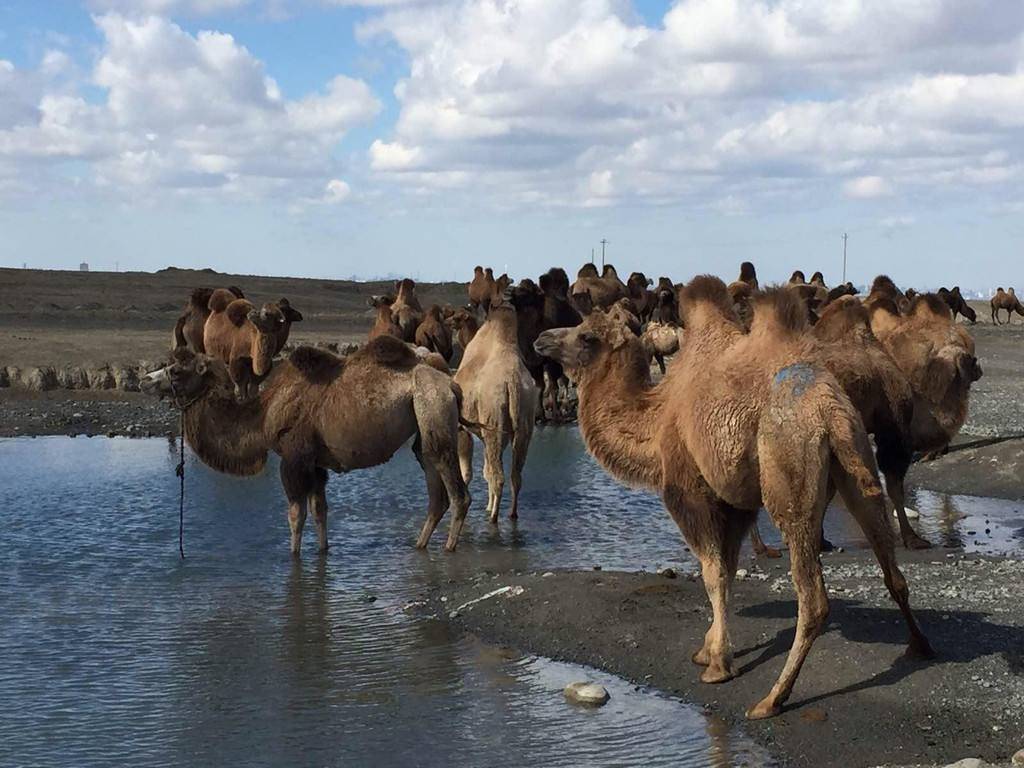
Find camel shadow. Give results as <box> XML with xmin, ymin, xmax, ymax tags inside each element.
<box><xmin>733</xmin><ymin>597</ymin><xmax>1021</xmax><ymax>710</ymax></box>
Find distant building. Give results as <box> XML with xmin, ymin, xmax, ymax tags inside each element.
<box><xmin>79</xmin><ymin>262</ymin><xmax>89</xmax><ymax>272</ymax></box>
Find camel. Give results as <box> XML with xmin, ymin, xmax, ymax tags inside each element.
<box><xmin>809</xmin><ymin>272</ymin><xmax>826</xmax><ymax>288</ymax></box>
<box><xmin>640</xmin><ymin>321</ymin><xmax>680</xmax><ymax>374</ymax></box>
<box><xmin>368</xmin><ymin>295</ymin><xmax>403</xmax><ymax>341</ymax></box>
<box><xmin>415</xmin><ymin>305</ymin><xmax>454</xmax><ymax>362</ymax></box>
<box><xmin>826</xmin><ymin>282</ymin><xmax>857</xmax><ymax>304</ymax></box>
<box><xmin>990</xmin><ymin>287</ymin><xmax>1024</xmax><ymax>324</ymax></box>
<box><xmin>652</xmin><ymin>277</ymin><xmax>680</xmax><ymax>325</ymax></box>
<box><xmin>270</xmin><ymin>298</ymin><xmax>304</xmax><ymax>354</ymax></box>
<box><xmin>627</xmin><ymin>272</ymin><xmax>656</xmax><ymax>323</ymax></box>
<box><xmin>539</xmin><ymin>268</ymin><xmax>582</xmax><ymax>419</ymax></box>
<box><xmin>203</xmin><ymin>291</ymin><xmax>286</xmax><ymax>401</ymax></box>
<box><xmin>448</xmin><ymin>307</ymin><xmax>480</xmax><ymax>352</ymax></box>
<box><xmin>469</xmin><ymin>267</ymin><xmax>496</xmax><ymax>316</ymax></box>
<box><xmin>454</xmin><ymin>305</ymin><xmax>538</xmax><ymax>522</ymax></box>
<box><xmin>391</xmin><ymin>279</ymin><xmax>424</xmax><ymax>341</ymax></box>
<box><xmin>571</xmin><ymin>262</ymin><xmax>626</xmax><ymax>310</ymax></box>
<box><xmin>938</xmin><ymin>286</ymin><xmax>976</xmax><ymax>323</ymax></box>
<box><xmin>871</xmin><ymin>293</ymin><xmax>983</xmax><ymax>460</ymax></box>
<box><xmin>864</xmin><ymin>275</ymin><xmax>911</xmax><ymax>314</ymax></box>
<box><xmin>534</xmin><ymin>278</ymin><xmax>931</xmax><ymax>720</ymax></box>
<box><xmin>737</xmin><ymin>261</ymin><xmax>759</xmax><ymax>290</ymax></box>
<box><xmin>172</xmin><ymin>286</ymin><xmax>244</xmax><ymax>353</ymax></box>
<box><xmin>141</xmin><ymin>340</ymin><xmax>471</xmax><ymax>555</ymax></box>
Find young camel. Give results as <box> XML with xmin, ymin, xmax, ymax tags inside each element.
<box><xmin>990</xmin><ymin>287</ymin><xmax>1024</xmax><ymax>324</ymax></box>
<box><xmin>535</xmin><ymin>279</ymin><xmax>932</xmax><ymax>720</ymax></box>
<box><xmin>368</xmin><ymin>295</ymin><xmax>403</xmax><ymax>341</ymax></box>
<box><xmin>455</xmin><ymin>305</ymin><xmax>538</xmax><ymax>523</ymax></box>
<box><xmin>415</xmin><ymin>305</ymin><xmax>454</xmax><ymax>362</ymax></box>
<box><xmin>203</xmin><ymin>290</ymin><xmax>286</xmax><ymax>401</ymax></box>
<box><xmin>172</xmin><ymin>286</ymin><xmax>244</xmax><ymax>352</ymax></box>
<box><xmin>391</xmin><ymin>279</ymin><xmax>424</xmax><ymax>341</ymax></box>
<box><xmin>141</xmin><ymin>339</ymin><xmax>471</xmax><ymax>554</ymax></box>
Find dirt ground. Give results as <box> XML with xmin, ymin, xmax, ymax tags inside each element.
<box><xmin>421</xmin><ymin>552</ymin><xmax>1023</xmax><ymax>768</ymax></box>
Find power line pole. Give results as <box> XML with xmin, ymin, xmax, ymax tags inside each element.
<box><xmin>600</xmin><ymin>238</ymin><xmax>608</xmax><ymax>269</ymax></box>
<box><xmin>842</xmin><ymin>233</ymin><xmax>848</xmax><ymax>283</ymax></box>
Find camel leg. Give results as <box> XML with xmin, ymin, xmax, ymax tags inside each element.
<box><xmin>457</xmin><ymin>429</ymin><xmax>474</xmax><ymax>486</ymax></box>
<box><xmin>833</xmin><ymin>463</ymin><xmax>933</xmax><ymax>660</ymax></box>
<box><xmin>287</xmin><ymin>499</ymin><xmax>308</xmax><ymax>556</ymax></box>
<box><xmin>509</xmin><ymin>422</ymin><xmax>533</xmax><ymax>521</ymax></box>
<box><xmin>884</xmin><ymin>469</ymin><xmax>930</xmax><ymax>549</ymax></box>
<box><xmin>309</xmin><ymin>468</ymin><xmax>329</xmax><ymax>554</ymax></box>
<box><xmin>280</xmin><ymin>447</ymin><xmax>316</xmax><ymax>557</ymax></box>
<box><xmin>749</xmin><ymin>514</ymin><xmax>782</xmax><ymax>558</ymax></box>
<box><xmin>482</xmin><ymin>433</ymin><xmax>505</xmax><ymax>524</ymax></box>
<box><xmin>413</xmin><ymin>444</ymin><xmax>450</xmax><ymax>550</ymax></box>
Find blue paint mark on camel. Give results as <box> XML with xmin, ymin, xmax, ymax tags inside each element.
<box><xmin>773</xmin><ymin>363</ymin><xmax>816</xmax><ymax>397</ymax></box>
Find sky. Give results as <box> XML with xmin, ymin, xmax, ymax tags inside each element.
<box><xmin>1</xmin><ymin>0</ymin><xmax>1022</xmax><ymax>289</ymax></box>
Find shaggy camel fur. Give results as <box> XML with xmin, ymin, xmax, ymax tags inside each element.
<box><xmin>571</xmin><ymin>262</ymin><xmax>626</xmax><ymax>310</ymax></box>
<box><xmin>172</xmin><ymin>286</ymin><xmax>244</xmax><ymax>353</ymax></box>
<box><xmin>535</xmin><ymin>279</ymin><xmax>931</xmax><ymax>720</ymax></box>
<box><xmin>627</xmin><ymin>272</ymin><xmax>656</xmax><ymax>323</ymax></box>
<box><xmin>415</xmin><ymin>305</ymin><xmax>454</xmax><ymax>362</ymax></box>
<box><xmin>469</xmin><ymin>267</ymin><xmax>496</xmax><ymax>315</ymax></box>
<box><xmin>203</xmin><ymin>291</ymin><xmax>286</xmax><ymax>401</ymax></box>
<box><xmin>368</xmin><ymin>295</ymin><xmax>403</xmax><ymax>341</ymax></box>
<box><xmin>871</xmin><ymin>294</ymin><xmax>983</xmax><ymax>460</ymax></box>
<box><xmin>539</xmin><ymin>268</ymin><xmax>582</xmax><ymax>418</ymax></box>
<box><xmin>990</xmin><ymin>287</ymin><xmax>1024</xmax><ymax>324</ymax></box>
<box><xmin>391</xmin><ymin>279</ymin><xmax>424</xmax><ymax>341</ymax></box>
<box><xmin>455</xmin><ymin>305</ymin><xmax>538</xmax><ymax>522</ymax></box>
<box><xmin>788</xmin><ymin>270</ymin><xmax>806</xmax><ymax>284</ymax></box>
<box><xmin>938</xmin><ymin>287</ymin><xmax>976</xmax><ymax>323</ymax></box>
<box><xmin>864</xmin><ymin>275</ymin><xmax>911</xmax><ymax>314</ymax></box>
<box><xmin>640</xmin><ymin>321</ymin><xmax>680</xmax><ymax>374</ymax></box>
<box><xmin>142</xmin><ymin>340</ymin><xmax>471</xmax><ymax>554</ymax></box>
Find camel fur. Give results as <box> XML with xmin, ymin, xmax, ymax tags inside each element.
<box><xmin>203</xmin><ymin>291</ymin><xmax>287</xmax><ymax>401</ymax></box>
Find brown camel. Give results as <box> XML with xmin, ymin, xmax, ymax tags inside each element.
<box><xmin>172</xmin><ymin>286</ymin><xmax>244</xmax><ymax>353</ymax></box>
<box><xmin>539</xmin><ymin>268</ymin><xmax>582</xmax><ymax>419</ymax></box>
<box><xmin>990</xmin><ymin>287</ymin><xmax>1024</xmax><ymax>324</ymax></box>
<box><xmin>864</xmin><ymin>275</ymin><xmax>911</xmax><ymax>314</ymax></box>
<box><xmin>871</xmin><ymin>293</ymin><xmax>983</xmax><ymax>460</ymax></box>
<box><xmin>938</xmin><ymin>287</ymin><xmax>976</xmax><ymax>324</ymax></box>
<box><xmin>571</xmin><ymin>262</ymin><xmax>626</xmax><ymax>310</ymax></box>
<box><xmin>203</xmin><ymin>291</ymin><xmax>286</xmax><ymax>401</ymax></box>
<box><xmin>141</xmin><ymin>340</ymin><xmax>471</xmax><ymax>554</ymax></box>
<box><xmin>455</xmin><ymin>305</ymin><xmax>538</xmax><ymax>522</ymax></box>
<box><xmin>415</xmin><ymin>305</ymin><xmax>454</xmax><ymax>362</ymax></box>
<box><xmin>627</xmin><ymin>271</ymin><xmax>656</xmax><ymax>323</ymax></box>
<box><xmin>788</xmin><ymin>270</ymin><xmax>806</xmax><ymax>285</ymax></box>
<box><xmin>391</xmin><ymin>278</ymin><xmax>424</xmax><ymax>341</ymax></box>
<box><xmin>825</xmin><ymin>282</ymin><xmax>857</xmax><ymax>304</ymax></box>
<box><xmin>469</xmin><ymin>267</ymin><xmax>496</xmax><ymax>315</ymax></box>
<box><xmin>737</xmin><ymin>261</ymin><xmax>759</xmax><ymax>290</ymax></box>
<box><xmin>368</xmin><ymin>295</ymin><xmax>403</xmax><ymax>341</ymax></box>
<box><xmin>448</xmin><ymin>307</ymin><xmax>480</xmax><ymax>352</ymax></box>
<box><xmin>270</xmin><ymin>298</ymin><xmax>304</xmax><ymax>354</ymax></box>
<box><xmin>652</xmin><ymin>277</ymin><xmax>680</xmax><ymax>325</ymax></box>
<box><xmin>535</xmin><ymin>278</ymin><xmax>931</xmax><ymax>720</ymax></box>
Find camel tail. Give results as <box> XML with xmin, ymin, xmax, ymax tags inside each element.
<box><xmin>505</xmin><ymin>380</ymin><xmax>521</xmax><ymax>442</ymax></box>
<box><xmin>826</xmin><ymin>404</ymin><xmax>883</xmax><ymax>500</ymax></box>
<box><xmin>172</xmin><ymin>312</ymin><xmax>188</xmax><ymax>350</ymax></box>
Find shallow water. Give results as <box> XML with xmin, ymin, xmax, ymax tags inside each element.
<box><xmin>1</xmin><ymin>431</ymin><xmax>1020</xmax><ymax>767</ymax></box>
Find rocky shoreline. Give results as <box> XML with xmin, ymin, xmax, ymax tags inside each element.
<box><xmin>413</xmin><ymin>550</ymin><xmax>1023</xmax><ymax>768</ymax></box>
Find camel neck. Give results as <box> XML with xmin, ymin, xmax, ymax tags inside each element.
<box><xmin>183</xmin><ymin>389</ymin><xmax>270</xmax><ymax>476</ymax></box>
<box><xmin>576</xmin><ymin>342</ymin><xmax>663</xmax><ymax>490</ymax></box>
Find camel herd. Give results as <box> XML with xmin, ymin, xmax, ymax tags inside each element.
<box><xmin>143</xmin><ymin>259</ymin><xmax>994</xmax><ymax>720</ymax></box>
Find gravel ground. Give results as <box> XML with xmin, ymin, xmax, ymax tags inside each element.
<box><xmin>416</xmin><ymin>550</ymin><xmax>1023</xmax><ymax>768</ymax></box>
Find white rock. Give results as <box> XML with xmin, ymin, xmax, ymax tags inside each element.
<box><xmin>895</xmin><ymin>506</ymin><xmax>921</xmax><ymax>519</ymax></box>
<box><xmin>542</xmin><ymin>571</ymin><xmax>555</xmax><ymax>578</ymax></box>
<box><xmin>1012</xmin><ymin>748</ymin><xmax>1024</xmax><ymax>766</ymax></box>
<box><xmin>735</xmin><ymin>568</ymin><xmax>749</xmax><ymax>581</ymax></box>
<box><xmin>943</xmin><ymin>759</ymin><xmax>985</xmax><ymax>768</ymax></box>
<box><xmin>564</xmin><ymin>681</ymin><xmax>610</xmax><ymax>706</ymax></box>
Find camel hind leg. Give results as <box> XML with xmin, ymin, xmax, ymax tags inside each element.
<box><xmin>412</xmin><ymin>434</ymin><xmax>451</xmax><ymax>550</ymax></box>
<box><xmin>482</xmin><ymin>432</ymin><xmax>506</xmax><ymax>524</ymax></box>
<box><xmin>457</xmin><ymin>429</ymin><xmax>474</xmax><ymax>485</ymax></box>
<box><xmin>832</xmin><ymin>461</ymin><xmax>933</xmax><ymax>660</ymax></box>
<box><xmin>876</xmin><ymin>432</ymin><xmax>931</xmax><ymax>550</ymax></box>
<box><xmin>509</xmin><ymin>419</ymin><xmax>534</xmax><ymax>520</ymax></box>
<box><xmin>309</xmin><ymin>468</ymin><xmax>329</xmax><ymax>554</ymax></box>
<box><xmin>279</xmin><ymin>441</ymin><xmax>317</xmax><ymax>556</ymax></box>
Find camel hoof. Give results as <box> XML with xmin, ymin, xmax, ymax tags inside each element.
<box><xmin>700</xmin><ymin>663</ymin><xmax>735</xmax><ymax>684</ymax></box>
<box><xmin>755</xmin><ymin>545</ymin><xmax>783</xmax><ymax>559</ymax></box>
<box><xmin>745</xmin><ymin>699</ymin><xmax>782</xmax><ymax>720</ymax></box>
<box><xmin>903</xmin><ymin>534</ymin><xmax>933</xmax><ymax>550</ymax></box>
<box><xmin>905</xmin><ymin>635</ymin><xmax>936</xmax><ymax>661</ymax></box>
<box><xmin>443</xmin><ymin>541</ymin><xmax>458</xmax><ymax>553</ymax></box>
<box><xmin>691</xmin><ymin>648</ymin><xmax>710</xmax><ymax>667</ymax></box>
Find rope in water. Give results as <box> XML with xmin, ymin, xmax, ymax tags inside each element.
<box><xmin>175</xmin><ymin>409</ymin><xmax>186</xmax><ymax>559</ymax></box>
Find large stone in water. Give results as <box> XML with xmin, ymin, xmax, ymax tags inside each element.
<box><xmin>563</xmin><ymin>681</ymin><xmax>609</xmax><ymax>706</ymax></box>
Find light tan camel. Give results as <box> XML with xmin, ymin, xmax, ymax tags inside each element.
<box><xmin>990</xmin><ymin>287</ymin><xmax>1024</xmax><ymax>324</ymax></box>
<box><xmin>368</xmin><ymin>295</ymin><xmax>403</xmax><ymax>341</ymax></box>
<box><xmin>415</xmin><ymin>305</ymin><xmax>454</xmax><ymax>362</ymax></box>
<box><xmin>454</xmin><ymin>304</ymin><xmax>538</xmax><ymax>522</ymax></box>
<box><xmin>871</xmin><ymin>293</ymin><xmax>983</xmax><ymax>461</ymax></box>
<box><xmin>535</xmin><ymin>278</ymin><xmax>931</xmax><ymax>720</ymax></box>
<box><xmin>203</xmin><ymin>290</ymin><xmax>286</xmax><ymax>400</ymax></box>
<box><xmin>172</xmin><ymin>286</ymin><xmax>244</xmax><ymax>352</ymax></box>
<box><xmin>141</xmin><ymin>339</ymin><xmax>471</xmax><ymax>554</ymax></box>
<box><xmin>391</xmin><ymin>279</ymin><xmax>424</xmax><ymax>341</ymax></box>
<box><xmin>571</xmin><ymin>262</ymin><xmax>626</xmax><ymax>310</ymax></box>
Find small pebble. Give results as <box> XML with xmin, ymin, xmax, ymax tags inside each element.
<box><xmin>564</xmin><ymin>681</ymin><xmax>610</xmax><ymax>706</ymax></box>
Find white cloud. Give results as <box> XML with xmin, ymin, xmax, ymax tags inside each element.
<box><xmin>843</xmin><ymin>176</ymin><xmax>893</xmax><ymax>199</ymax></box>
<box><xmin>0</xmin><ymin>14</ymin><xmax>380</xmax><ymax>200</ymax></box>
<box><xmin>369</xmin><ymin>139</ymin><xmax>423</xmax><ymax>170</ymax></box>
<box><xmin>324</xmin><ymin>178</ymin><xmax>351</xmax><ymax>202</ymax></box>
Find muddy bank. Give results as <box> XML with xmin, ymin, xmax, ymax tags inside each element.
<box><xmin>0</xmin><ymin>389</ymin><xmax>177</xmax><ymax>438</ymax></box>
<box><xmin>422</xmin><ymin>550</ymin><xmax>1023</xmax><ymax>768</ymax></box>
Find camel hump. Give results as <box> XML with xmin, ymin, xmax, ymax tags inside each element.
<box><xmin>289</xmin><ymin>346</ymin><xmax>344</xmax><ymax>384</ymax></box>
<box><xmin>814</xmin><ymin>296</ymin><xmax>870</xmax><ymax>340</ymax></box>
<box><xmin>225</xmin><ymin>298</ymin><xmax>255</xmax><ymax>327</ymax></box>
<box><xmin>189</xmin><ymin>287</ymin><xmax>215</xmax><ymax>310</ymax></box>
<box><xmin>909</xmin><ymin>293</ymin><xmax>952</xmax><ymax>320</ymax></box>
<box><xmin>752</xmin><ymin>286</ymin><xmax>810</xmax><ymax>333</ymax></box>
<box><xmin>208</xmin><ymin>288</ymin><xmax>239</xmax><ymax>313</ymax></box>
<box><xmin>360</xmin><ymin>335</ymin><xmax>418</xmax><ymax>369</ymax></box>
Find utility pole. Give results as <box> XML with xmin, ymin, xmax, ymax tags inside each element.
<box><xmin>842</xmin><ymin>233</ymin><xmax>848</xmax><ymax>283</ymax></box>
<box><xmin>600</xmin><ymin>238</ymin><xmax>608</xmax><ymax>269</ymax></box>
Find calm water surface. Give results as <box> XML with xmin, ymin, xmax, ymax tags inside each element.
<box><xmin>1</xmin><ymin>430</ymin><xmax>1020</xmax><ymax>767</ymax></box>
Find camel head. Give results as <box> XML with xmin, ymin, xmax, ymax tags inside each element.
<box><xmin>488</xmin><ymin>273</ymin><xmax>514</xmax><ymax>308</ymax></box>
<box><xmin>534</xmin><ymin>310</ymin><xmax>640</xmax><ymax>379</ymax></box>
<box><xmin>738</xmin><ymin>261</ymin><xmax>757</xmax><ymax>283</ymax></box>
<box><xmin>141</xmin><ymin>349</ymin><xmax>229</xmax><ymax>404</ymax></box>
<box><xmin>541</xmin><ymin>267</ymin><xmax>571</xmax><ymax>298</ymax></box>
<box><xmin>485</xmin><ymin>267</ymin><xmax>494</xmax><ymax>278</ymax></box>
<box><xmin>246</xmin><ymin>302</ymin><xmax>286</xmax><ymax>334</ymax></box>
<box><xmin>447</xmin><ymin>306</ymin><xmax>477</xmax><ymax>330</ymax></box>
<box><xmin>473</xmin><ymin>265</ymin><xmax>483</xmax><ymax>276</ymax></box>
<box><xmin>627</xmin><ymin>271</ymin><xmax>653</xmax><ymax>294</ymax></box>
<box><xmin>276</xmin><ymin>298</ymin><xmax>303</xmax><ymax>323</ymax></box>
<box><xmin>789</xmin><ymin>270</ymin><xmax>806</xmax><ymax>285</ymax></box>
<box><xmin>369</xmin><ymin>295</ymin><xmax>395</xmax><ymax>310</ymax></box>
